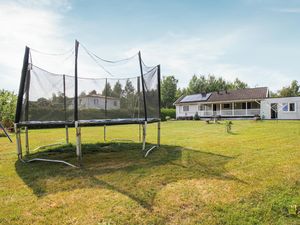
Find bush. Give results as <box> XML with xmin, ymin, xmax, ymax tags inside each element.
<box><xmin>194</xmin><ymin>112</ymin><xmax>200</xmax><ymax>120</ymax></box>
<box><xmin>161</xmin><ymin>108</ymin><xmax>176</xmax><ymax>121</ymax></box>
<box><xmin>225</xmin><ymin>120</ymin><xmax>233</xmax><ymax>133</ymax></box>
<box><xmin>0</xmin><ymin>90</ymin><xmax>17</xmax><ymax>128</ymax></box>
<box><xmin>254</xmin><ymin>114</ymin><xmax>261</xmax><ymax>121</ymax></box>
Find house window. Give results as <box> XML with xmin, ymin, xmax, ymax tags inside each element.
<box><xmin>183</xmin><ymin>105</ymin><xmax>189</xmax><ymax>112</ymax></box>
<box><xmin>113</xmin><ymin>100</ymin><xmax>117</xmax><ymax>106</ymax></box>
<box><xmin>198</xmin><ymin>105</ymin><xmax>204</xmax><ymax>111</ymax></box>
<box><xmin>282</xmin><ymin>103</ymin><xmax>288</xmax><ymax>112</ymax></box>
<box><xmin>94</xmin><ymin>99</ymin><xmax>99</xmax><ymax>105</ymax></box>
<box><xmin>223</xmin><ymin>104</ymin><xmax>230</xmax><ymax>109</ymax></box>
<box><xmin>289</xmin><ymin>103</ymin><xmax>295</xmax><ymax>112</ymax></box>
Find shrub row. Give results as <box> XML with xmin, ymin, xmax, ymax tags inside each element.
<box><xmin>161</xmin><ymin>108</ymin><xmax>176</xmax><ymax>121</ymax></box>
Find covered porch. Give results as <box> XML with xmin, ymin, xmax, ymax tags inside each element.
<box><xmin>198</xmin><ymin>101</ymin><xmax>260</xmax><ymax>117</ymax></box>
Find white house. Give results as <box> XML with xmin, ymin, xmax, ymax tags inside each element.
<box><xmin>174</xmin><ymin>87</ymin><xmax>300</xmax><ymax>120</ymax></box>
<box><xmin>260</xmin><ymin>97</ymin><xmax>300</xmax><ymax>119</ymax></box>
<box><xmin>77</xmin><ymin>94</ymin><xmax>120</xmax><ymax>110</ymax></box>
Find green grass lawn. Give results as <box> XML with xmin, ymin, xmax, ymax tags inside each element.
<box><xmin>0</xmin><ymin>120</ymin><xmax>299</xmax><ymax>224</ymax></box>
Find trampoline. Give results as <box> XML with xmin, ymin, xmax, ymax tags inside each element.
<box><xmin>14</xmin><ymin>40</ymin><xmax>161</xmax><ymax>167</ymax></box>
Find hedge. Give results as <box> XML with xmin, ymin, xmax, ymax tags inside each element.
<box><xmin>161</xmin><ymin>108</ymin><xmax>176</xmax><ymax>121</ymax></box>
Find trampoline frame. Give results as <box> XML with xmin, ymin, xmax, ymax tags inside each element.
<box><xmin>14</xmin><ymin>40</ymin><xmax>161</xmax><ymax>167</ymax></box>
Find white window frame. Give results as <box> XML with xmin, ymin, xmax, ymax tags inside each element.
<box><xmin>282</xmin><ymin>103</ymin><xmax>288</xmax><ymax>112</ymax></box>
<box><xmin>289</xmin><ymin>102</ymin><xmax>296</xmax><ymax>112</ymax></box>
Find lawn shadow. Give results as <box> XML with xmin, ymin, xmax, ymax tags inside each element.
<box><xmin>227</xmin><ymin>131</ymin><xmax>239</xmax><ymax>135</ymax></box>
<box><xmin>15</xmin><ymin>142</ymin><xmax>243</xmax><ymax>210</ymax></box>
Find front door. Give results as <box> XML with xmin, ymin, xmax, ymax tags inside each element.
<box><xmin>271</xmin><ymin>103</ymin><xmax>278</xmax><ymax>119</ymax></box>
<box><xmin>213</xmin><ymin>104</ymin><xmax>217</xmax><ymax>115</ymax></box>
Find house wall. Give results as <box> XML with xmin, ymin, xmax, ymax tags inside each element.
<box><xmin>79</xmin><ymin>97</ymin><xmax>120</xmax><ymax>110</ymax></box>
<box><xmin>175</xmin><ymin>101</ymin><xmax>261</xmax><ymax>118</ymax></box>
<box><xmin>176</xmin><ymin>104</ymin><xmax>198</xmax><ymax>118</ymax></box>
<box><xmin>260</xmin><ymin>97</ymin><xmax>300</xmax><ymax>119</ymax></box>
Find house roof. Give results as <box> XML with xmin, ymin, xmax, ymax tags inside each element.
<box><xmin>79</xmin><ymin>94</ymin><xmax>120</xmax><ymax>100</ymax></box>
<box><xmin>207</xmin><ymin>87</ymin><xmax>268</xmax><ymax>102</ymax></box>
<box><xmin>174</xmin><ymin>87</ymin><xmax>268</xmax><ymax>104</ymax></box>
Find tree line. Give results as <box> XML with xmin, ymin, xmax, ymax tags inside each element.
<box><xmin>1</xmin><ymin>76</ymin><xmax>300</xmax><ymax>127</ymax></box>
<box><xmin>161</xmin><ymin>75</ymin><xmax>300</xmax><ymax>108</ymax></box>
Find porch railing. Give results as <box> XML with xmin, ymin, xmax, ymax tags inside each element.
<box><xmin>197</xmin><ymin>109</ymin><xmax>260</xmax><ymax>117</ymax></box>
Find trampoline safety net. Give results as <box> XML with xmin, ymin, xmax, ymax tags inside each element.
<box><xmin>15</xmin><ymin>46</ymin><xmax>161</xmax><ymax>127</ymax></box>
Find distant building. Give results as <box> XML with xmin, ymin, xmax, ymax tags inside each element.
<box><xmin>174</xmin><ymin>87</ymin><xmax>300</xmax><ymax>120</ymax></box>
<box><xmin>76</xmin><ymin>94</ymin><xmax>120</xmax><ymax>110</ymax></box>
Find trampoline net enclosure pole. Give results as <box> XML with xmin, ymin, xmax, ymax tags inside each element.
<box><xmin>157</xmin><ymin>65</ymin><xmax>161</xmax><ymax>146</ymax></box>
<box><xmin>104</xmin><ymin>78</ymin><xmax>108</xmax><ymax>142</ymax></box>
<box><xmin>74</xmin><ymin>40</ymin><xmax>79</xmax><ymax>122</ymax></box>
<box><xmin>63</xmin><ymin>74</ymin><xmax>69</xmax><ymax>144</ymax></box>
<box><xmin>137</xmin><ymin>76</ymin><xmax>141</xmax><ymax>142</ymax></box>
<box><xmin>138</xmin><ymin>51</ymin><xmax>147</xmax><ymax>121</ymax></box>
<box><xmin>15</xmin><ymin>46</ymin><xmax>30</xmax><ymax>124</ymax></box>
<box><xmin>74</xmin><ymin>40</ymin><xmax>81</xmax><ymax>163</ymax></box>
<box><xmin>24</xmin><ymin>68</ymin><xmax>31</xmax><ymax>122</ymax></box>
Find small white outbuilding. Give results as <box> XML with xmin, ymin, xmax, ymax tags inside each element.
<box><xmin>260</xmin><ymin>97</ymin><xmax>300</xmax><ymax>119</ymax></box>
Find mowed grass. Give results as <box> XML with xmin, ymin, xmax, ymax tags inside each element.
<box><xmin>0</xmin><ymin>120</ymin><xmax>299</xmax><ymax>224</ymax></box>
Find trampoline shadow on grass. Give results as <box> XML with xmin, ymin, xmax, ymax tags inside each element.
<box><xmin>15</xmin><ymin>142</ymin><xmax>244</xmax><ymax>210</ymax></box>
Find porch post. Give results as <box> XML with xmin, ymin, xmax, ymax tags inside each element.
<box><xmin>220</xmin><ymin>103</ymin><xmax>222</xmax><ymax>116</ymax></box>
<box><xmin>232</xmin><ymin>102</ymin><xmax>234</xmax><ymax>116</ymax></box>
<box><xmin>246</xmin><ymin>101</ymin><xmax>248</xmax><ymax>116</ymax></box>
<box><xmin>211</xmin><ymin>103</ymin><xmax>213</xmax><ymax>115</ymax></box>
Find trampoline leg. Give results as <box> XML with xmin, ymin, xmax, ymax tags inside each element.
<box><xmin>142</xmin><ymin>121</ymin><xmax>147</xmax><ymax>151</ymax></box>
<box><xmin>65</xmin><ymin>125</ymin><xmax>69</xmax><ymax>144</ymax></box>
<box><xmin>157</xmin><ymin>121</ymin><xmax>161</xmax><ymax>147</ymax></box>
<box><xmin>139</xmin><ymin>124</ymin><xmax>141</xmax><ymax>142</ymax></box>
<box><xmin>104</xmin><ymin>125</ymin><xmax>106</xmax><ymax>142</ymax></box>
<box><xmin>75</xmin><ymin>122</ymin><xmax>82</xmax><ymax>163</ymax></box>
<box><xmin>25</xmin><ymin>126</ymin><xmax>29</xmax><ymax>155</ymax></box>
<box><xmin>14</xmin><ymin>124</ymin><xmax>22</xmax><ymax>160</ymax></box>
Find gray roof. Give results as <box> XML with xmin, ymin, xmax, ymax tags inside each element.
<box><xmin>78</xmin><ymin>94</ymin><xmax>120</xmax><ymax>100</ymax></box>
<box><xmin>174</xmin><ymin>87</ymin><xmax>268</xmax><ymax>104</ymax></box>
<box><xmin>208</xmin><ymin>87</ymin><xmax>268</xmax><ymax>102</ymax></box>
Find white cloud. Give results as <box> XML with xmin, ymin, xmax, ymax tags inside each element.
<box><xmin>0</xmin><ymin>1</ymin><xmax>72</xmax><ymax>91</ymax></box>
<box><xmin>0</xmin><ymin>1</ymin><xmax>295</xmax><ymax>94</ymax></box>
<box><xmin>127</xmin><ymin>31</ymin><xmax>294</xmax><ymax>92</ymax></box>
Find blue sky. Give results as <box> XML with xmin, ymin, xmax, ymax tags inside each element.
<box><xmin>1</xmin><ymin>0</ymin><xmax>300</xmax><ymax>91</ymax></box>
